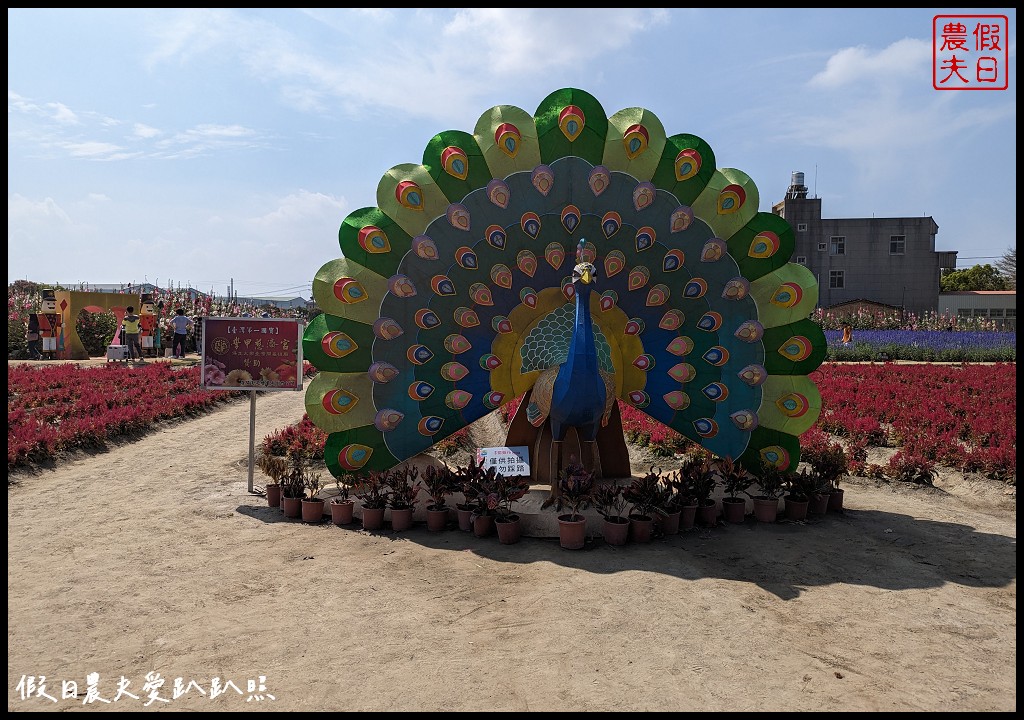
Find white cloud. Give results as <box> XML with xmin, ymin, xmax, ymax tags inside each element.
<box><xmin>8</xmin><ymin>194</ymin><xmax>73</xmax><ymax>226</ymax></box>
<box><xmin>250</xmin><ymin>189</ymin><xmax>347</xmax><ymax>229</ymax></box>
<box><xmin>61</xmin><ymin>141</ymin><xmax>127</xmax><ymax>158</ymax></box>
<box><xmin>133</xmin><ymin>123</ymin><xmax>162</xmax><ymax>139</ymax></box>
<box><xmin>140</xmin><ymin>8</ymin><xmax>670</xmax><ymax>123</ymax></box>
<box><xmin>48</xmin><ymin>102</ymin><xmax>79</xmax><ymax>125</ymax></box>
<box><xmin>808</xmin><ymin>38</ymin><xmax>930</xmax><ymax>89</ymax></box>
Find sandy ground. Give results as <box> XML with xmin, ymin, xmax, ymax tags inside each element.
<box><xmin>6</xmin><ymin>364</ymin><xmax>1017</xmax><ymax>712</ymax></box>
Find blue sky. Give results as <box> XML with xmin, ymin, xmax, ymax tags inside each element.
<box><xmin>8</xmin><ymin>8</ymin><xmax>1017</xmax><ymax>299</ymax></box>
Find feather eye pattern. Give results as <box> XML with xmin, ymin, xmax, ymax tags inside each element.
<box><xmin>305</xmin><ymin>88</ymin><xmax>825</xmax><ymax>479</ymax></box>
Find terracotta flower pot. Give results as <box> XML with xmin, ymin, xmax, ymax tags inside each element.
<box><xmin>455</xmin><ymin>504</ymin><xmax>474</xmax><ymax>532</ymax></box>
<box><xmin>426</xmin><ymin>505</ymin><xmax>449</xmax><ymax>532</ymax></box>
<box><xmin>657</xmin><ymin>510</ymin><xmax>681</xmax><ymax>536</ymax></box>
<box><xmin>629</xmin><ymin>513</ymin><xmax>654</xmax><ymax>543</ymax></box>
<box><xmin>390</xmin><ymin>506</ymin><xmax>414</xmax><ymax>532</ymax></box>
<box><xmin>752</xmin><ymin>496</ymin><xmax>779</xmax><ymax>523</ymax></box>
<box><xmin>361</xmin><ymin>505</ymin><xmax>385</xmax><ymax>531</ymax></box>
<box><xmin>679</xmin><ymin>502</ymin><xmax>698</xmax><ymax>530</ymax></box>
<box><xmin>330</xmin><ymin>499</ymin><xmax>354</xmax><ymax>525</ymax></box>
<box><xmin>473</xmin><ymin>513</ymin><xmax>495</xmax><ymax>538</ymax></box>
<box><xmin>697</xmin><ymin>499</ymin><xmax>718</xmax><ymax>528</ymax></box>
<box><xmin>809</xmin><ymin>492</ymin><xmax>830</xmax><ymax>515</ymax></box>
<box><xmin>722</xmin><ymin>497</ymin><xmax>747</xmax><ymax>524</ymax></box>
<box><xmin>301</xmin><ymin>498</ymin><xmax>325</xmax><ymax>523</ymax></box>
<box><xmin>602</xmin><ymin>516</ymin><xmax>629</xmax><ymax>546</ymax></box>
<box><xmin>282</xmin><ymin>496</ymin><xmax>302</xmax><ymax>519</ymax></box>
<box><xmin>558</xmin><ymin>514</ymin><xmax>586</xmax><ymax>550</ymax></box>
<box><xmin>828</xmin><ymin>489</ymin><xmax>845</xmax><ymax>512</ymax></box>
<box><xmin>265</xmin><ymin>483</ymin><xmax>281</xmax><ymax>508</ymax></box>
<box><xmin>495</xmin><ymin>515</ymin><xmax>522</xmax><ymax>544</ymax></box>
<box><xmin>784</xmin><ymin>495</ymin><xmax>810</xmax><ymax>522</ymax></box>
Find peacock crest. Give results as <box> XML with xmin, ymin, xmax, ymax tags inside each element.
<box><xmin>304</xmin><ymin>87</ymin><xmax>826</xmax><ymax>479</ymax></box>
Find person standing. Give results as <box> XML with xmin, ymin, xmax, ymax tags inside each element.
<box><xmin>170</xmin><ymin>308</ymin><xmax>193</xmax><ymax>359</ymax></box>
<box><xmin>193</xmin><ymin>315</ymin><xmax>204</xmax><ymax>354</ymax></box>
<box><xmin>123</xmin><ymin>306</ymin><xmax>144</xmax><ymax>363</ymax></box>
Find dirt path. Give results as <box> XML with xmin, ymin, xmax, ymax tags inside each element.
<box><xmin>7</xmin><ymin>385</ymin><xmax>1017</xmax><ymax>712</ymax></box>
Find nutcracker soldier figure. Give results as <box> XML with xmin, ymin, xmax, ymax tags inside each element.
<box><xmin>140</xmin><ymin>294</ymin><xmax>159</xmax><ymax>358</ymax></box>
<box><xmin>35</xmin><ymin>288</ymin><xmax>64</xmax><ymax>360</ymax></box>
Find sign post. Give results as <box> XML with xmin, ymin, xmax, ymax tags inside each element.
<box><xmin>475</xmin><ymin>446</ymin><xmax>531</xmax><ymax>477</ymax></box>
<box><xmin>200</xmin><ymin>317</ymin><xmax>305</xmax><ymax>493</ymax></box>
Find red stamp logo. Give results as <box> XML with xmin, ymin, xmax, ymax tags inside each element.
<box><xmin>933</xmin><ymin>15</ymin><xmax>1009</xmax><ymax>90</ymax></box>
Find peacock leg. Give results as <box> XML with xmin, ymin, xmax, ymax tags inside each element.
<box><xmin>585</xmin><ymin>440</ymin><xmax>603</xmax><ymax>480</ymax></box>
<box><xmin>543</xmin><ymin>440</ymin><xmax>563</xmax><ymax>509</ymax></box>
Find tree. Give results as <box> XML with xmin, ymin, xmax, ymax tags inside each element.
<box><xmin>995</xmin><ymin>247</ymin><xmax>1016</xmax><ymax>290</ymax></box>
<box><xmin>940</xmin><ymin>264</ymin><xmax>1011</xmax><ymax>292</ymax></box>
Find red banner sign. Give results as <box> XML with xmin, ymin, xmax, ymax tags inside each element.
<box><xmin>200</xmin><ymin>317</ymin><xmax>304</xmax><ymax>391</ymax></box>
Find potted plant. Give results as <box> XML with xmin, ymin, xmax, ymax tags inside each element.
<box><xmin>681</xmin><ymin>455</ymin><xmax>719</xmax><ymax>528</ymax></box>
<box><xmin>808</xmin><ymin>470</ymin><xmax>833</xmax><ymax>516</ymax></box>
<box><xmin>455</xmin><ymin>457</ymin><xmax>488</xmax><ymax>532</ymax></box>
<box><xmin>621</xmin><ymin>466</ymin><xmax>669</xmax><ymax>543</ymax></box>
<box><xmin>803</xmin><ymin>436</ymin><xmax>849</xmax><ymax>513</ymax></box>
<box><xmin>751</xmin><ymin>460</ymin><xmax>786</xmax><ymax>522</ymax></box>
<box><xmin>662</xmin><ymin>467</ymin><xmax>699</xmax><ymax>531</ymax></box>
<box><xmin>783</xmin><ymin>468</ymin><xmax>816</xmax><ymax>522</ymax></box>
<box><xmin>462</xmin><ymin>461</ymin><xmax>501</xmax><ymax>538</ymax></box>
<box><xmin>654</xmin><ymin>472</ymin><xmax>683</xmax><ymax>536</ymax></box>
<box><xmin>355</xmin><ymin>470</ymin><xmax>389</xmax><ymax>531</ymax></box>
<box><xmin>280</xmin><ymin>454</ymin><xmax>307</xmax><ymax>519</ymax></box>
<box><xmin>718</xmin><ymin>455</ymin><xmax>753</xmax><ymax>524</ymax></box>
<box><xmin>301</xmin><ymin>467</ymin><xmax>326</xmax><ymax>523</ymax></box>
<box><xmin>492</xmin><ymin>471</ymin><xmax>531</xmax><ymax>544</ymax></box>
<box><xmin>330</xmin><ymin>472</ymin><xmax>356</xmax><ymax>525</ymax></box>
<box><xmin>552</xmin><ymin>463</ymin><xmax>595</xmax><ymax>550</ymax></box>
<box><xmin>386</xmin><ymin>464</ymin><xmax>421</xmax><ymax>532</ymax></box>
<box><xmin>421</xmin><ymin>464</ymin><xmax>457</xmax><ymax>532</ymax></box>
<box><xmin>257</xmin><ymin>452</ymin><xmax>287</xmax><ymax>508</ymax></box>
<box><xmin>592</xmin><ymin>482</ymin><xmax>629</xmax><ymax>546</ymax></box>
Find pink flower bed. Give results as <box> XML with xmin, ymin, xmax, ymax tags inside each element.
<box><xmin>813</xmin><ymin>362</ymin><xmax>1016</xmax><ymax>481</ymax></box>
<box><xmin>11</xmin><ymin>361</ymin><xmax>1016</xmax><ymax>484</ymax></box>
<box><xmin>8</xmin><ymin>363</ymin><xmax>245</xmax><ymax>469</ymax></box>
<box><xmin>499</xmin><ymin>362</ymin><xmax>1015</xmax><ymax>482</ymax></box>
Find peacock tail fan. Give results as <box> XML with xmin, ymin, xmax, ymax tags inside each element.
<box><xmin>304</xmin><ymin>87</ymin><xmax>826</xmax><ymax>478</ymax></box>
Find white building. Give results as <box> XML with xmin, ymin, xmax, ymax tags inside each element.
<box><xmin>938</xmin><ymin>291</ymin><xmax>1016</xmax><ymax>330</ymax></box>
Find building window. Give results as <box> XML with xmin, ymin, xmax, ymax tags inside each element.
<box><xmin>957</xmin><ymin>309</ymin><xmax>972</xmax><ymax>318</ymax></box>
<box><xmin>890</xmin><ymin>235</ymin><xmax>906</xmax><ymax>255</ymax></box>
<box><xmin>829</xmin><ymin>236</ymin><xmax>846</xmax><ymax>255</ymax></box>
<box><xmin>797</xmin><ymin>223</ymin><xmax>807</xmax><ymax>232</ymax></box>
<box><xmin>817</xmin><ymin>241</ymin><xmax>827</xmax><ymax>252</ymax></box>
<box><xmin>972</xmin><ymin>309</ymin><xmax>988</xmax><ymax>317</ymax></box>
<box><xmin>829</xmin><ymin>270</ymin><xmax>844</xmax><ymax>289</ymax></box>
<box><xmin>989</xmin><ymin>308</ymin><xmax>1004</xmax><ymax>318</ymax></box>
<box><xmin>1007</xmin><ymin>309</ymin><xmax>1017</xmax><ymax>318</ymax></box>
<box><xmin>795</xmin><ymin>255</ymin><xmax>807</xmax><ymax>264</ymax></box>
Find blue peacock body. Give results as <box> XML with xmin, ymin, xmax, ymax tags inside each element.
<box><xmin>303</xmin><ymin>87</ymin><xmax>826</xmax><ymax>481</ymax></box>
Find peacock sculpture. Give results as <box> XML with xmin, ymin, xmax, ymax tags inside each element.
<box><xmin>303</xmin><ymin>87</ymin><xmax>826</xmax><ymax>496</ymax></box>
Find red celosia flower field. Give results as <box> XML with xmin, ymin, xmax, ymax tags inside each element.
<box><xmin>10</xmin><ymin>362</ymin><xmax>1017</xmax><ymax>484</ymax></box>
<box><xmin>500</xmin><ymin>362</ymin><xmax>1016</xmax><ymax>483</ymax></box>
<box><xmin>813</xmin><ymin>362</ymin><xmax>1016</xmax><ymax>481</ymax></box>
<box><xmin>7</xmin><ymin>363</ymin><xmax>246</xmax><ymax>469</ymax></box>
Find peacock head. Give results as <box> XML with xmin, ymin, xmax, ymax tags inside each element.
<box><xmin>572</xmin><ymin>237</ymin><xmax>596</xmax><ymax>286</ymax></box>
<box><xmin>572</xmin><ymin>261</ymin><xmax>596</xmax><ymax>286</ymax></box>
